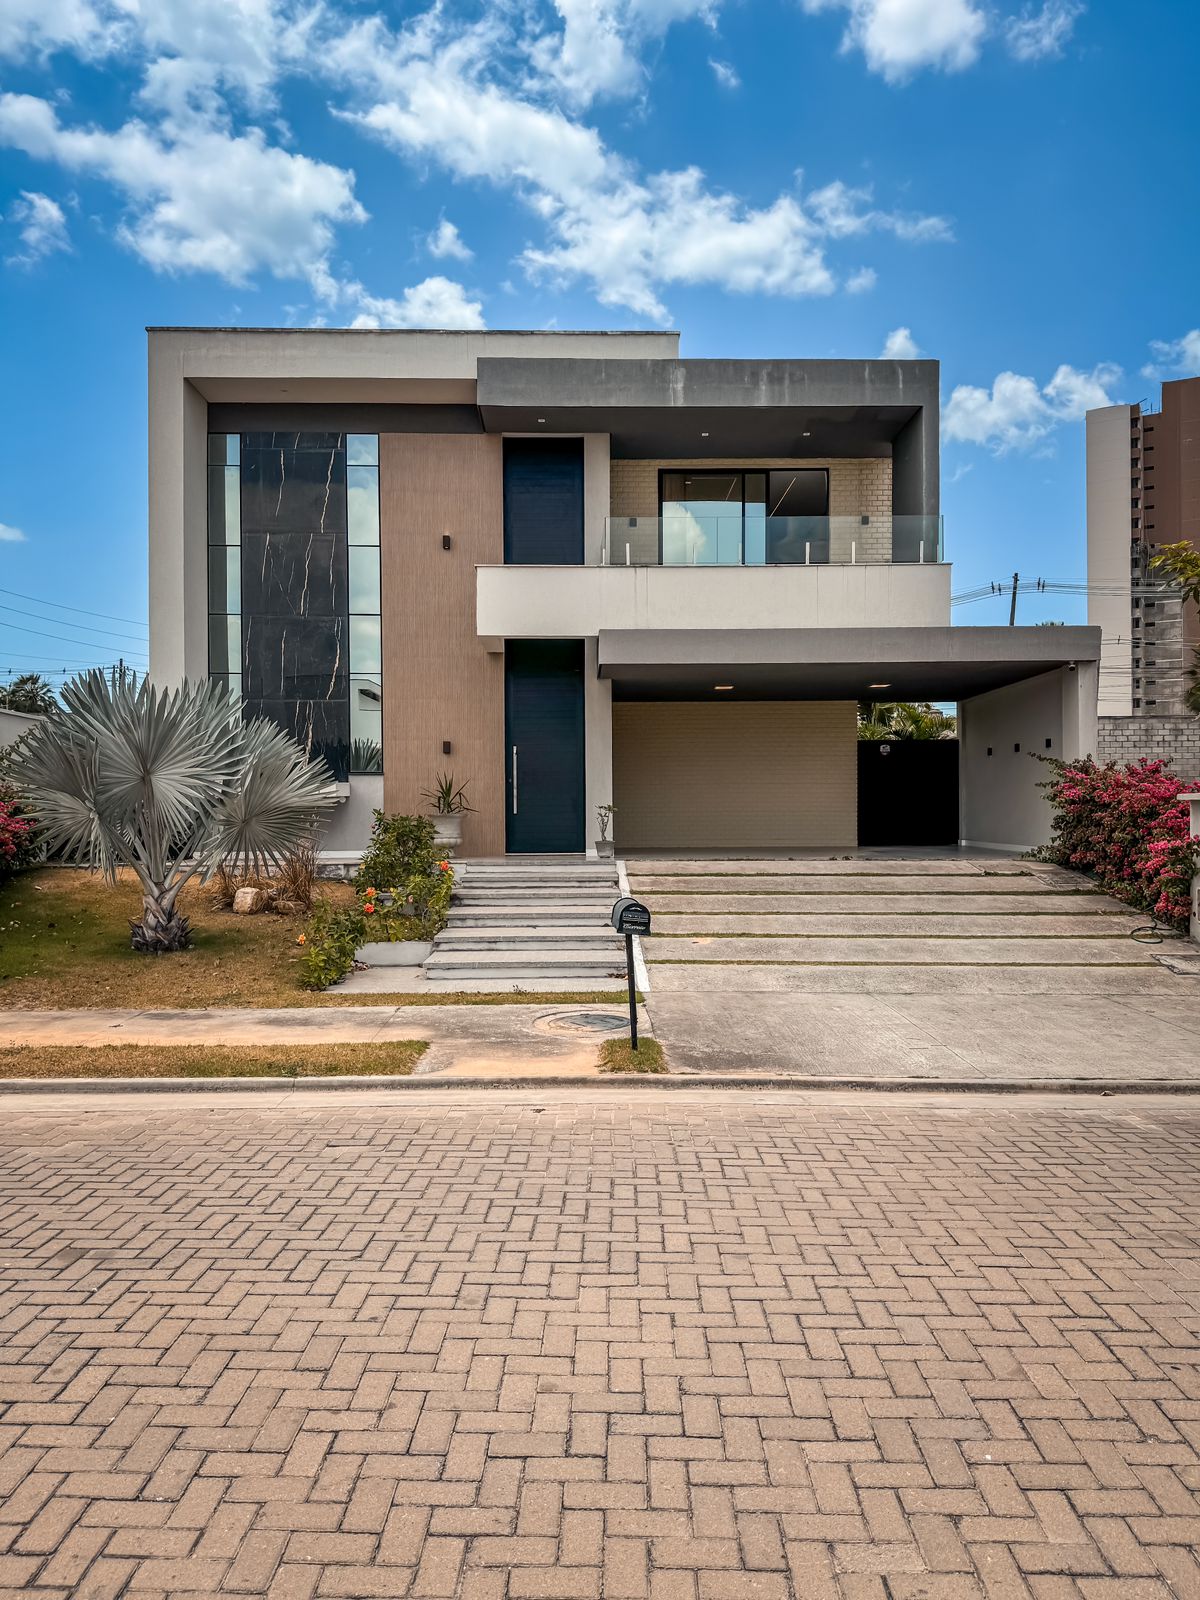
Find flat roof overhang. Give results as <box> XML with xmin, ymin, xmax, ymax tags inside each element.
<box><xmin>476</xmin><ymin>356</ymin><xmax>938</xmax><ymax>459</ymax></box>
<box><xmin>598</xmin><ymin>626</ymin><xmax>1102</xmax><ymax>701</ymax></box>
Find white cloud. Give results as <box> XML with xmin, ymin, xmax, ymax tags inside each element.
<box><xmin>943</xmin><ymin>360</ymin><xmax>1120</xmax><ymax>451</ymax></box>
<box><xmin>6</xmin><ymin>190</ymin><xmax>71</xmax><ymax>264</ymax></box>
<box><xmin>1004</xmin><ymin>0</ymin><xmax>1083</xmax><ymax>61</ymax></box>
<box><xmin>331</xmin><ymin>12</ymin><xmax>951</xmax><ymax>321</ymax></box>
<box><xmin>709</xmin><ymin>57</ymin><xmax>740</xmax><ymax>88</ymax></box>
<box><xmin>801</xmin><ymin>0</ymin><xmax>987</xmax><ymax>82</ymax></box>
<box><xmin>531</xmin><ymin>0</ymin><xmax>718</xmax><ymax>106</ymax></box>
<box><xmin>1142</xmin><ymin>330</ymin><xmax>1200</xmax><ymax>381</ymax></box>
<box><xmin>343</xmin><ymin>274</ymin><xmax>486</xmax><ymax>329</ymax></box>
<box><xmin>0</xmin><ymin>92</ymin><xmax>365</xmax><ymax>286</ymax></box>
<box><xmin>882</xmin><ymin>325</ymin><xmax>919</xmax><ymax>358</ymax></box>
<box><xmin>845</xmin><ymin>265</ymin><xmax>877</xmax><ymax>293</ymax></box>
<box><xmin>0</xmin><ymin>0</ymin><xmax>113</xmax><ymax>61</ymax></box>
<box><xmin>0</xmin><ymin>522</ymin><xmax>27</xmax><ymax>542</ymax></box>
<box><xmin>427</xmin><ymin>216</ymin><xmax>472</xmax><ymax>262</ymax></box>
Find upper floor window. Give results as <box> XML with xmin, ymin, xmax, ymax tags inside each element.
<box><xmin>660</xmin><ymin>469</ymin><xmax>829</xmax><ymax>564</ymax></box>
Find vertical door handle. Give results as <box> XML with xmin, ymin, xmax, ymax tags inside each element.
<box><xmin>511</xmin><ymin>745</ymin><xmax>519</xmax><ymax>814</ymax></box>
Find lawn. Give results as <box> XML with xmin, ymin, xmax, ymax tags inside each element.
<box><xmin>0</xmin><ymin>868</ymin><xmax>630</xmax><ymax>1010</ymax></box>
<box><xmin>0</xmin><ymin>1042</ymin><xmax>428</xmax><ymax>1079</ymax></box>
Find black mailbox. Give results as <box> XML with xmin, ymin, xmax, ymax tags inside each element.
<box><xmin>611</xmin><ymin>897</ymin><xmax>651</xmax><ymax>935</ymax></box>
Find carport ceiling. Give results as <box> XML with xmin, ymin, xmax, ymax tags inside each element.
<box><xmin>599</xmin><ymin>626</ymin><xmax>1101</xmax><ymax>701</ymax></box>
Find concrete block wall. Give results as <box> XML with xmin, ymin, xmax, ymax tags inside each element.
<box><xmin>609</xmin><ymin>458</ymin><xmax>894</xmax><ymax>562</ymax></box>
<box><xmin>1097</xmin><ymin>715</ymin><xmax>1200</xmax><ymax>781</ymax></box>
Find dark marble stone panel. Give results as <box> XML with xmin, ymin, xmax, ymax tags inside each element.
<box><xmin>243</xmin><ymin>615</ymin><xmax>348</xmax><ymax>702</ymax></box>
<box><xmin>241</xmin><ymin>431</ymin><xmax>346</xmax><ymax>452</ymax></box>
<box><xmin>240</xmin><ymin>447</ymin><xmax>347</xmax><ymax>536</ymax></box>
<box><xmin>244</xmin><ymin>697</ymin><xmax>350</xmax><ymax>782</ymax></box>
<box><xmin>241</xmin><ymin>531</ymin><xmax>346</xmax><ymax>620</ymax></box>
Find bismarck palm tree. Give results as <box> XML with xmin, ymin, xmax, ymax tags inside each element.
<box><xmin>858</xmin><ymin>701</ymin><xmax>957</xmax><ymax>741</ymax></box>
<box><xmin>11</xmin><ymin>669</ymin><xmax>335</xmax><ymax>952</ymax></box>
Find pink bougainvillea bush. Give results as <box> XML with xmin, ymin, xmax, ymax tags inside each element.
<box><xmin>1037</xmin><ymin>756</ymin><xmax>1199</xmax><ymax>927</ymax></box>
<box><xmin>0</xmin><ymin>788</ymin><xmax>37</xmax><ymax>886</ymax></box>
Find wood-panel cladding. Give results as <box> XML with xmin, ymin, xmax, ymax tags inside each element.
<box><xmin>380</xmin><ymin>435</ymin><xmax>505</xmax><ymax>856</ymax></box>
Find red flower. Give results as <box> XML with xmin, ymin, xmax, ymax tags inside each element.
<box><xmin>363</xmin><ymin>902</ymin><xmax>376</xmax><ymax>914</ymax></box>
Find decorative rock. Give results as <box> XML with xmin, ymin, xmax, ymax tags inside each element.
<box><xmin>232</xmin><ymin>886</ymin><xmax>267</xmax><ymax>915</ymax></box>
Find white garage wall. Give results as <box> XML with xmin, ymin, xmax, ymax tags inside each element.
<box><xmin>612</xmin><ymin>701</ymin><xmax>858</xmax><ymax>850</ymax></box>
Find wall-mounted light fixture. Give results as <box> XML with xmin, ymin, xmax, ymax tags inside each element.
<box><xmin>442</xmin><ymin>534</ymin><xmax>452</xmax><ymax>551</ymax></box>
<box><xmin>442</xmin><ymin>740</ymin><xmax>452</xmax><ymax>756</ymax></box>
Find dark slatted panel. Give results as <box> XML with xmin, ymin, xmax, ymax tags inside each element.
<box><xmin>503</xmin><ymin>440</ymin><xmax>584</xmax><ymax>564</ymax></box>
<box><xmin>505</xmin><ymin>640</ymin><xmax>586</xmax><ymax>853</ymax></box>
<box><xmin>857</xmin><ymin>740</ymin><xmax>960</xmax><ymax>846</ymax></box>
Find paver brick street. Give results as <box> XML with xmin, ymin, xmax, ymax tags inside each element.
<box><xmin>1</xmin><ymin>1088</ymin><xmax>1199</xmax><ymax>1598</ymax></box>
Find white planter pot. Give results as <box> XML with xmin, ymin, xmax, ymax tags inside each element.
<box><xmin>594</xmin><ymin>839</ymin><xmax>615</xmax><ymax>859</ymax></box>
<box><xmin>431</xmin><ymin>814</ymin><xmax>463</xmax><ymax>851</ymax></box>
<box><xmin>355</xmin><ymin>940</ymin><xmax>433</xmax><ymax>967</ymax></box>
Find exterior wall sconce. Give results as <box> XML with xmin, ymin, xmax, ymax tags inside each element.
<box><xmin>442</xmin><ymin>535</ymin><xmax>452</xmax><ymax>550</ymax></box>
<box><xmin>442</xmin><ymin>740</ymin><xmax>452</xmax><ymax>756</ymax></box>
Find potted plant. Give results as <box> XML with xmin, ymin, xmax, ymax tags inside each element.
<box><xmin>421</xmin><ymin>772</ymin><xmax>474</xmax><ymax>851</ymax></box>
<box><xmin>595</xmin><ymin>803</ymin><xmax>616</xmax><ymax>859</ymax></box>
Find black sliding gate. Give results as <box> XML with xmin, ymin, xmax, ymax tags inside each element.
<box><xmin>857</xmin><ymin>741</ymin><xmax>959</xmax><ymax>847</ymax></box>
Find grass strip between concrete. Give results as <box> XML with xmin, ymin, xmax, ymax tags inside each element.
<box><xmin>0</xmin><ymin>1042</ymin><xmax>429</xmax><ymax>1080</ymax></box>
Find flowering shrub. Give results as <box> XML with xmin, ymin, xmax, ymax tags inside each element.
<box><xmin>300</xmin><ymin>857</ymin><xmax>454</xmax><ymax>989</ymax></box>
<box><xmin>1036</xmin><ymin>756</ymin><xmax>1199</xmax><ymax>927</ymax></box>
<box><xmin>0</xmin><ymin>787</ymin><xmax>38</xmax><ymax>885</ymax></box>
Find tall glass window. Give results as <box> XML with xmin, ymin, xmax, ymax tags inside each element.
<box><xmin>659</xmin><ymin>468</ymin><xmax>829</xmax><ymax>565</ymax></box>
<box><xmin>207</xmin><ymin>433</ymin><xmax>241</xmax><ymax>697</ymax></box>
<box><xmin>347</xmin><ymin>435</ymin><xmax>382</xmax><ymax>773</ymax></box>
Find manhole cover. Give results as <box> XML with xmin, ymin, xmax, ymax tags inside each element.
<box><xmin>537</xmin><ymin>1009</ymin><xmax>626</xmax><ymax>1036</ymax></box>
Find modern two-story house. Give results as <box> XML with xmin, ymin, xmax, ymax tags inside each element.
<box><xmin>148</xmin><ymin>328</ymin><xmax>1101</xmax><ymax>857</ymax></box>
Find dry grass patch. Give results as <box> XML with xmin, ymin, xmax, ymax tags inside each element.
<box><xmin>0</xmin><ymin>1042</ymin><xmax>428</xmax><ymax>1080</ymax></box>
<box><xmin>0</xmin><ymin>869</ymin><xmax>634</xmax><ymax>1011</ymax></box>
<box><xmin>599</xmin><ymin>1037</ymin><xmax>667</xmax><ymax>1074</ymax></box>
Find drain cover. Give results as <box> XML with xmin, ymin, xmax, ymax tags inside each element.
<box><xmin>539</xmin><ymin>1009</ymin><xmax>626</xmax><ymax>1035</ymax></box>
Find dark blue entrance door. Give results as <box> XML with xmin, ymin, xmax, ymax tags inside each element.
<box><xmin>505</xmin><ymin>640</ymin><xmax>585</xmax><ymax>853</ymax></box>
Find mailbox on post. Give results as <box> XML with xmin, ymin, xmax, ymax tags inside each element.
<box><xmin>611</xmin><ymin>897</ymin><xmax>651</xmax><ymax>1049</ymax></box>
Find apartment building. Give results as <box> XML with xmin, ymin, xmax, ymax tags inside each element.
<box><xmin>148</xmin><ymin>328</ymin><xmax>1100</xmax><ymax>856</ymax></box>
<box><xmin>1087</xmin><ymin>376</ymin><xmax>1200</xmax><ymax>717</ymax></box>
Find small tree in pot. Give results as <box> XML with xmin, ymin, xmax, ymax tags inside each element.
<box><xmin>10</xmin><ymin>668</ymin><xmax>335</xmax><ymax>952</ymax></box>
<box><xmin>421</xmin><ymin>772</ymin><xmax>474</xmax><ymax>851</ymax></box>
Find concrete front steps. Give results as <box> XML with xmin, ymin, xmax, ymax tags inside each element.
<box><xmin>424</xmin><ymin>860</ymin><xmax>627</xmax><ymax>986</ymax></box>
<box><xmin>626</xmin><ymin>856</ymin><xmax>1193</xmax><ymax>996</ymax></box>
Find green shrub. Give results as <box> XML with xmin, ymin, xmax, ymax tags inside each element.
<box><xmin>357</xmin><ymin>812</ymin><xmax>439</xmax><ymax>891</ymax></box>
<box><xmin>299</xmin><ymin>899</ymin><xmax>364</xmax><ymax>990</ymax></box>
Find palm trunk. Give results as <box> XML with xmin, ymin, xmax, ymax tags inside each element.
<box><xmin>130</xmin><ymin>887</ymin><xmax>191</xmax><ymax>953</ymax></box>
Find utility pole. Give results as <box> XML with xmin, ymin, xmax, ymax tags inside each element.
<box><xmin>1008</xmin><ymin>572</ymin><xmax>1020</xmax><ymax>626</ymax></box>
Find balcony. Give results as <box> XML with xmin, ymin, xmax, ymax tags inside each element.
<box><xmin>605</xmin><ymin>514</ymin><xmax>943</xmax><ymax>567</ymax></box>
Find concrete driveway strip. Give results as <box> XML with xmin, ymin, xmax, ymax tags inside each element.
<box><xmin>0</xmin><ymin>1089</ymin><xmax>1198</xmax><ymax>1598</ymax></box>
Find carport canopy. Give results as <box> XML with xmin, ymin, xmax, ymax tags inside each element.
<box><xmin>597</xmin><ymin>625</ymin><xmax>1102</xmax><ymax>701</ymax></box>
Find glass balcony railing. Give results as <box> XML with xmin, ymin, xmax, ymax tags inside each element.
<box><xmin>603</xmin><ymin>515</ymin><xmax>943</xmax><ymax>567</ymax></box>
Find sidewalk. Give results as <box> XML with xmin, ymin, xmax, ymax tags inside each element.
<box><xmin>4</xmin><ymin>996</ymin><xmax>1200</xmax><ymax>1089</ymax></box>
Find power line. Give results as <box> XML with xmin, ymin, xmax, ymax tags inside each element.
<box><xmin>0</xmin><ymin>586</ymin><xmax>148</xmax><ymax>629</ymax></box>
<box><xmin>0</xmin><ymin>603</ymin><xmax>148</xmax><ymax>646</ymax></box>
<box><xmin>1</xmin><ymin>621</ymin><xmax>149</xmax><ymax>654</ymax></box>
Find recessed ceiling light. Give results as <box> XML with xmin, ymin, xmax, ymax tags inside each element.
<box><xmin>701</xmin><ymin>431</ymin><xmax>709</xmax><ymax>438</ymax></box>
<box><xmin>868</xmin><ymin>682</ymin><xmax>891</xmax><ymax>689</ymax></box>
<box><xmin>714</xmin><ymin>684</ymin><xmax>734</xmax><ymax>691</ymax></box>
<box><xmin>537</xmin><ymin>417</ymin><xmax>546</xmax><ymax>423</ymax></box>
<box><xmin>801</xmin><ymin>430</ymin><xmax>811</xmax><ymax>437</ymax></box>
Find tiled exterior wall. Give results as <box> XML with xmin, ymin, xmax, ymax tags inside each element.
<box><xmin>1097</xmin><ymin>715</ymin><xmax>1200</xmax><ymax>782</ymax></box>
<box><xmin>609</xmin><ymin>457</ymin><xmax>894</xmax><ymax>561</ymax></box>
<box><xmin>612</xmin><ymin>700</ymin><xmax>858</xmax><ymax>848</ymax></box>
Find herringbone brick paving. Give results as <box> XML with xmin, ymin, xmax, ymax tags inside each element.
<box><xmin>0</xmin><ymin>1090</ymin><xmax>1198</xmax><ymax>1598</ymax></box>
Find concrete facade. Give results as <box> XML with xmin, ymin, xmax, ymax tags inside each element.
<box><xmin>147</xmin><ymin>326</ymin><xmax>1100</xmax><ymax>858</ymax></box>
<box><xmin>958</xmin><ymin>663</ymin><xmax>1099</xmax><ymax>850</ymax></box>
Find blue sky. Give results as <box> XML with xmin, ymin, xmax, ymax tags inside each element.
<box><xmin>1</xmin><ymin>0</ymin><xmax>1197</xmax><ymax>685</ymax></box>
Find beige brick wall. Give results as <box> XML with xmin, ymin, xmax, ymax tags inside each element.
<box><xmin>612</xmin><ymin>701</ymin><xmax>858</xmax><ymax>849</ymax></box>
<box><xmin>609</xmin><ymin>458</ymin><xmax>893</xmax><ymax>561</ymax></box>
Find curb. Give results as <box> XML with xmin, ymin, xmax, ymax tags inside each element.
<box><xmin>0</xmin><ymin>1073</ymin><xmax>1196</xmax><ymax>1096</ymax></box>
